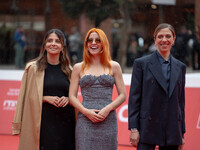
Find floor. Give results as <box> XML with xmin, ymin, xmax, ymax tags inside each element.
<box><xmin>0</xmin><ymin>134</ymin><xmax>135</xmax><ymax>150</ymax></box>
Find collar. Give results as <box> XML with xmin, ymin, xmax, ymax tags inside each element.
<box><xmin>156</xmin><ymin>50</ymin><xmax>171</xmax><ymax>64</ymax></box>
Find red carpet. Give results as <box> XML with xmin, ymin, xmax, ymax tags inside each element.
<box><xmin>1</xmin><ymin>135</ymin><xmax>19</xmax><ymax>150</ymax></box>
<box><xmin>0</xmin><ymin>134</ymin><xmax>191</xmax><ymax>150</ymax></box>
<box><xmin>0</xmin><ymin>134</ymin><xmax>135</xmax><ymax>150</ymax></box>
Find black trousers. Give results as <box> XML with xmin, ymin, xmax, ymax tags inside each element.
<box><xmin>137</xmin><ymin>142</ymin><xmax>179</xmax><ymax>150</ymax></box>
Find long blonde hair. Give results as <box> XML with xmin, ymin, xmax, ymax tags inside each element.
<box><xmin>81</xmin><ymin>28</ymin><xmax>111</xmax><ymax>74</ymax></box>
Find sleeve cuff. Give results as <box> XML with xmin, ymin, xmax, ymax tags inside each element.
<box><xmin>12</xmin><ymin>122</ymin><xmax>21</xmax><ymax>135</ymax></box>
<box><xmin>12</xmin><ymin>129</ymin><xmax>21</xmax><ymax>135</ymax></box>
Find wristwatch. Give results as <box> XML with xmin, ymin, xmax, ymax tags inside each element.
<box><xmin>131</xmin><ymin>128</ymin><xmax>138</xmax><ymax>133</ymax></box>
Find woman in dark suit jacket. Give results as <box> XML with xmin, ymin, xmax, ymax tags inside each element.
<box><xmin>128</xmin><ymin>23</ymin><xmax>186</xmax><ymax>150</ymax></box>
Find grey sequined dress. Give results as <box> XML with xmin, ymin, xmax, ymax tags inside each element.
<box><xmin>76</xmin><ymin>74</ymin><xmax>118</xmax><ymax>150</ymax></box>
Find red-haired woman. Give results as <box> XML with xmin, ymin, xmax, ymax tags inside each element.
<box><xmin>69</xmin><ymin>28</ymin><xmax>126</xmax><ymax>150</ymax></box>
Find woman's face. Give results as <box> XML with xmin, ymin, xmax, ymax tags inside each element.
<box><xmin>87</xmin><ymin>32</ymin><xmax>102</xmax><ymax>56</ymax></box>
<box><xmin>154</xmin><ymin>28</ymin><xmax>175</xmax><ymax>54</ymax></box>
<box><xmin>45</xmin><ymin>33</ymin><xmax>63</xmax><ymax>55</ymax></box>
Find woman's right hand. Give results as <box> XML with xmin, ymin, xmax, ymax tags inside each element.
<box><xmin>84</xmin><ymin>109</ymin><xmax>104</xmax><ymax>123</ymax></box>
<box><xmin>43</xmin><ymin>96</ymin><xmax>60</xmax><ymax>107</ymax></box>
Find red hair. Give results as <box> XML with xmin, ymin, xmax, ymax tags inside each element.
<box><xmin>81</xmin><ymin>28</ymin><xmax>111</xmax><ymax>74</ymax></box>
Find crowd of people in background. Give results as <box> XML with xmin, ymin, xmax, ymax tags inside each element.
<box><xmin>124</xmin><ymin>25</ymin><xmax>200</xmax><ymax>70</ymax></box>
<box><xmin>0</xmin><ymin>25</ymin><xmax>200</xmax><ymax>71</ymax></box>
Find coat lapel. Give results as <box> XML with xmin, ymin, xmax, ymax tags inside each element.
<box><xmin>148</xmin><ymin>52</ymin><xmax>168</xmax><ymax>94</ymax></box>
<box><xmin>169</xmin><ymin>56</ymin><xmax>180</xmax><ymax>98</ymax></box>
<box><xmin>35</xmin><ymin>69</ymin><xmax>44</xmax><ymax>109</ymax></box>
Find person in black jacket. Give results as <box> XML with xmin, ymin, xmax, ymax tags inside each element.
<box><xmin>128</xmin><ymin>23</ymin><xmax>186</xmax><ymax>150</ymax></box>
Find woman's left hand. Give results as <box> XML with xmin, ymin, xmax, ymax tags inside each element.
<box><xmin>58</xmin><ymin>96</ymin><xmax>69</xmax><ymax>107</ymax></box>
<box><xmin>97</xmin><ymin>106</ymin><xmax>111</xmax><ymax>122</ymax></box>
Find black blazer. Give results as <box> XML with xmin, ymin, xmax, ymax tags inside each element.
<box><xmin>128</xmin><ymin>51</ymin><xmax>186</xmax><ymax>146</ymax></box>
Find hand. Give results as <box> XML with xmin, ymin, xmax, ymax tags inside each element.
<box><xmin>43</xmin><ymin>96</ymin><xmax>60</xmax><ymax>107</ymax></box>
<box><xmin>129</xmin><ymin>130</ymin><xmax>140</xmax><ymax>147</ymax></box>
<box><xmin>84</xmin><ymin>109</ymin><xmax>104</xmax><ymax>123</ymax></box>
<box><xmin>57</xmin><ymin>96</ymin><xmax>69</xmax><ymax>107</ymax></box>
<box><xmin>97</xmin><ymin>106</ymin><xmax>111</xmax><ymax>122</ymax></box>
<box><xmin>178</xmin><ymin>138</ymin><xmax>185</xmax><ymax>150</ymax></box>
<box><xmin>21</xmin><ymin>36</ymin><xmax>25</xmax><ymax>41</ymax></box>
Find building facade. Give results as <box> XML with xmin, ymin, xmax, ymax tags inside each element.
<box><xmin>0</xmin><ymin>0</ymin><xmax>198</xmax><ymax>65</ymax></box>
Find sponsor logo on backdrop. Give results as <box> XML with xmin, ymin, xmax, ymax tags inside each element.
<box><xmin>118</xmin><ymin>104</ymin><xmax>128</xmax><ymax>122</ymax></box>
<box><xmin>7</xmin><ymin>88</ymin><xmax>20</xmax><ymax>96</ymax></box>
<box><xmin>197</xmin><ymin>113</ymin><xmax>200</xmax><ymax>129</ymax></box>
<box><xmin>3</xmin><ymin>100</ymin><xmax>17</xmax><ymax>111</ymax></box>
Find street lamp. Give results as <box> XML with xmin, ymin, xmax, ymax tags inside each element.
<box><xmin>10</xmin><ymin>0</ymin><xmax>19</xmax><ymax>28</ymax></box>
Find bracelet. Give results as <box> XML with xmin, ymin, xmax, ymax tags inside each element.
<box><xmin>131</xmin><ymin>128</ymin><xmax>138</xmax><ymax>133</ymax></box>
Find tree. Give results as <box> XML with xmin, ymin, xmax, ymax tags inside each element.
<box><xmin>58</xmin><ymin>0</ymin><xmax>136</xmax><ymax>70</ymax></box>
<box><xmin>58</xmin><ymin>0</ymin><xmax>120</xmax><ymax>27</ymax></box>
<box><xmin>117</xmin><ymin>1</ymin><xmax>135</xmax><ymax>71</ymax></box>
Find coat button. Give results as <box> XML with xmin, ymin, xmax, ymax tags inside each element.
<box><xmin>151</xmin><ymin>80</ymin><xmax>154</xmax><ymax>84</ymax></box>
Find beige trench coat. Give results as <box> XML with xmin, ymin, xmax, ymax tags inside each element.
<box><xmin>12</xmin><ymin>61</ymin><xmax>44</xmax><ymax>150</ymax></box>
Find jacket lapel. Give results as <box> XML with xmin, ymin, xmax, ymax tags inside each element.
<box><xmin>169</xmin><ymin>56</ymin><xmax>180</xmax><ymax>98</ymax></box>
<box><xmin>148</xmin><ymin>52</ymin><xmax>168</xmax><ymax>94</ymax></box>
<box><xmin>35</xmin><ymin>69</ymin><xmax>44</xmax><ymax>109</ymax></box>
